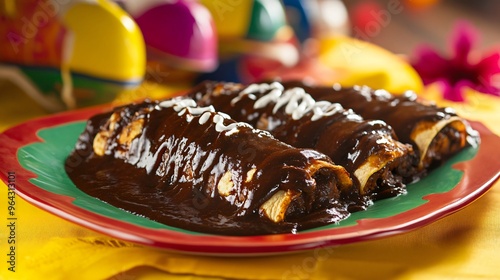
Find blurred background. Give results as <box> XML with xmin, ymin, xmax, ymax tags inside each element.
<box><xmin>1</xmin><ymin>0</ymin><xmax>499</xmax><ymax>116</ymax></box>
<box><xmin>346</xmin><ymin>0</ymin><xmax>500</xmax><ymax>54</ymax></box>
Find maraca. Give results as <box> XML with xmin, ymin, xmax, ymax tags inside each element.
<box><xmin>0</xmin><ymin>0</ymin><xmax>145</xmax><ymax>111</ymax></box>
<box><xmin>121</xmin><ymin>0</ymin><xmax>218</xmax><ymax>74</ymax></box>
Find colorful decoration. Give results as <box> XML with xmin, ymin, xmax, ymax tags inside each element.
<box><xmin>201</xmin><ymin>0</ymin><xmax>287</xmax><ymax>43</ymax></box>
<box><xmin>282</xmin><ymin>0</ymin><xmax>313</xmax><ymax>43</ymax></box>
<box><xmin>0</xmin><ymin>0</ymin><xmax>145</xmax><ymax>111</ymax></box>
<box><xmin>412</xmin><ymin>21</ymin><xmax>500</xmax><ymax>102</ymax></box>
<box><xmin>283</xmin><ymin>0</ymin><xmax>349</xmax><ymax>43</ymax></box>
<box><xmin>120</xmin><ymin>0</ymin><xmax>217</xmax><ymax>73</ymax></box>
<box><xmin>259</xmin><ymin>36</ymin><xmax>423</xmax><ymax>94</ymax></box>
<box><xmin>197</xmin><ymin>0</ymin><xmax>421</xmax><ymax>92</ymax></box>
<box><xmin>197</xmin><ymin>0</ymin><xmax>299</xmax><ymax>83</ymax></box>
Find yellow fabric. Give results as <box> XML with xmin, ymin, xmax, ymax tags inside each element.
<box><xmin>318</xmin><ymin>36</ymin><xmax>424</xmax><ymax>94</ymax></box>
<box><xmin>1</xmin><ymin>80</ymin><xmax>500</xmax><ymax>280</ymax></box>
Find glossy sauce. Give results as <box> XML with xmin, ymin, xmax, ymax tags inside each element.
<box><xmin>280</xmin><ymin>81</ymin><xmax>477</xmax><ymax>171</ymax></box>
<box><xmin>189</xmin><ymin>81</ymin><xmax>415</xmax><ymax>202</ymax></box>
<box><xmin>66</xmin><ymin>99</ymin><xmax>352</xmax><ymax>235</ymax></box>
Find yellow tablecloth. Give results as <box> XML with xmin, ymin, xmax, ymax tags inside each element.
<box><xmin>1</xmin><ymin>82</ymin><xmax>499</xmax><ymax>280</ymax></box>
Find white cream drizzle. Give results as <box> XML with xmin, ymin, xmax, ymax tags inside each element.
<box><xmin>231</xmin><ymin>83</ymin><xmax>345</xmax><ymax>121</ymax></box>
<box><xmin>333</xmin><ymin>83</ymin><xmax>342</xmax><ymax>91</ymax></box>
<box><xmin>159</xmin><ymin>98</ymin><xmax>197</xmax><ymax>112</ymax></box>
<box><xmin>159</xmin><ymin>98</ymin><xmax>253</xmax><ymax>135</ymax></box>
<box><xmin>198</xmin><ymin>111</ymin><xmax>212</xmax><ymax>125</ymax></box>
<box><xmin>373</xmin><ymin>89</ymin><xmax>391</xmax><ymax>99</ymax></box>
<box><xmin>230</xmin><ymin>82</ymin><xmax>281</xmax><ymax>105</ymax></box>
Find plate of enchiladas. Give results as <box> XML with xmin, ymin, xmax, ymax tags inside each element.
<box><xmin>1</xmin><ymin>81</ymin><xmax>500</xmax><ymax>255</ymax></box>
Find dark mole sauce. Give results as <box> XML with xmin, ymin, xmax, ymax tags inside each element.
<box><xmin>279</xmin><ymin>81</ymin><xmax>477</xmax><ymax>175</ymax></box>
<box><xmin>65</xmin><ymin>101</ymin><xmax>351</xmax><ymax>235</ymax></box>
<box><xmin>189</xmin><ymin>81</ymin><xmax>414</xmax><ymax>203</ymax></box>
<box><xmin>280</xmin><ymin>81</ymin><xmax>461</xmax><ymax>151</ymax></box>
<box><xmin>65</xmin><ymin>82</ymin><xmax>472</xmax><ymax>236</ymax></box>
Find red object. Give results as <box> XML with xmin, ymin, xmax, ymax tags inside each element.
<box><xmin>350</xmin><ymin>0</ymin><xmax>384</xmax><ymax>33</ymax></box>
<box><xmin>412</xmin><ymin>21</ymin><xmax>500</xmax><ymax>101</ymax></box>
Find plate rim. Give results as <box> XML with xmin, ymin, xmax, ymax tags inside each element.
<box><xmin>1</xmin><ymin>105</ymin><xmax>499</xmax><ymax>255</ymax></box>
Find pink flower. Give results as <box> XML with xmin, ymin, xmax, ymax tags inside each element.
<box><xmin>412</xmin><ymin>21</ymin><xmax>500</xmax><ymax>101</ymax></box>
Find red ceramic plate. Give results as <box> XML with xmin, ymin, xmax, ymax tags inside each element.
<box><xmin>1</xmin><ymin>106</ymin><xmax>499</xmax><ymax>256</ymax></box>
